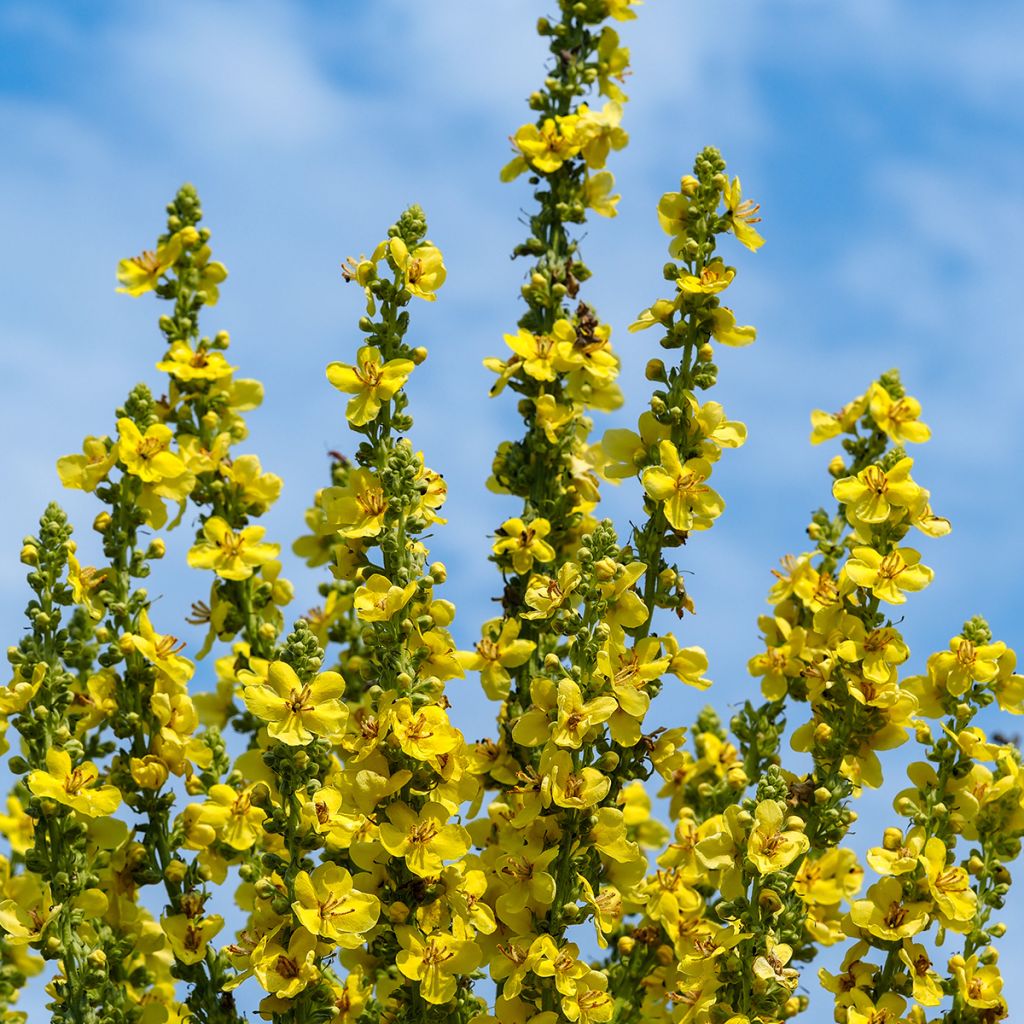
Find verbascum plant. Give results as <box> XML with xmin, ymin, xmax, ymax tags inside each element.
<box><xmin>2</xmin><ymin>2</ymin><xmax>1020</xmax><ymax>1024</ymax></box>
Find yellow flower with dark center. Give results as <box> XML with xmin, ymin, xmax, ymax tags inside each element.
<box><xmin>57</xmin><ymin>435</ymin><xmax>118</xmax><ymax>492</ymax></box>
<box><xmin>187</xmin><ymin>516</ymin><xmax>280</xmax><ymax>581</ymax></box>
<box><xmin>291</xmin><ymin>863</ymin><xmax>380</xmax><ymax>947</ymax></box>
<box><xmin>321</xmin><ymin>469</ymin><xmax>389</xmax><ymax>539</ymax></box>
<box><xmin>843</xmin><ymin>546</ymin><xmax>933</xmax><ymax>605</ymax></box>
<box><xmin>161</xmin><ymin>914</ymin><xmax>223</xmax><ymax>965</ymax></box>
<box><xmin>868</xmin><ymin>382</ymin><xmax>930</xmax><ymax>443</ymax></box>
<box><xmin>353</xmin><ymin>573</ymin><xmax>417</xmax><ymax>622</ymax></box>
<box><xmin>241</xmin><ymin>661</ymin><xmax>347</xmax><ymax>746</ymax></box>
<box><xmin>919</xmin><ymin>837</ymin><xmax>976</xmax><ymax>927</ymax></box>
<box><xmin>156</xmin><ymin>341</ymin><xmax>237</xmax><ymax>382</ymax></box>
<box><xmin>390</xmin><ymin>238</ymin><xmax>446</xmax><ymax>301</ymax></box>
<box><xmin>396</xmin><ymin>922</ymin><xmax>482</xmax><ymax>1004</ymax></box>
<box><xmin>116</xmin><ymin>234</ymin><xmax>183</xmax><ymax>296</ymax></box>
<box><xmin>641</xmin><ymin>441</ymin><xmax>724</xmax><ymax>532</ymax></box>
<box><xmin>746</xmin><ymin>801</ymin><xmax>809</xmax><ymax>875</ymax></box>
<box><xmin>27</xmin><ymin>749</ymin><xmax>121</xmax><ymax>817</ymax></box>
<box><xmin>677</xmin><ymin>258</ymin><xmax>735</xmax><ymax>295</ymax></box>
<box><xmin>848</xmin><ymin>877</ymin><xmax>930</xmax><ymax>941</ymax></box>
<box><xmin>721</xmin><ymin>177</ymin><xmax>764</xmax><ymax>251</ymax></box>
<box><xmin>116</xmin><ymin>418</ymin><xmax>188</xmax><ymax>486</ymax></box>
<box><xmin>833</xmin><ymin>458</ymin><xmax>926</xmax><ymax>527</ymax></box>
<box><xmin>326</xmin><ymin>345</ymin><xmax>414</xmax><ymax>426</ymax></box>
<box><xmin>493</xmin><ymin>517</ymin><xmax>556</xmax><ymax>575</ymax></box>
<box><xmin>379</xmin><ymin>802</ymin><xmax>470</xmax><ymax>878</ymax></box>
<box><xmin>458</xmin><ymin>618</ymin><xmax>536</xmax><ymax>700</ymax></box>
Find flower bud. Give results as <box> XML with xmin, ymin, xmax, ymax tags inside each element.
<box><xmin>882</xmin><ymin>827</ymin><xmax>904</xmax><ymax>850</ymax></box>
<box><xmin>146</xmin><ymin>538</ymin><xmax>166</xmax><ymax>560</ymax></box>
<box><xmin>645</xmin><ymin>359</ymin><xmax>666</xmax><ymax>382</ymax></box>
<box><xmin>93</xmin><ymin>512</ymin><xmax>112</xmax><ymax>533</ymax></box>
<box><xmin>698</xmin><ymin>343</ymin><xmax>714</xmax><ymax>361</ymax></box>
<box><xmin>165</xmin><ymin>859</ymin><xmax>188</xmax><ymax>884</ymax></box>
<box><xmin>680</xmin><ymin>175</ymin><xmax>699</xmax><ymax>196</ymax></box>
<box><xmin>617</xmin><ymin>936</ymin><xmax>635</xmax><ymax>956</ymax></box>
<box><xmin>411</xmin><ymin>346</ymin><xmax>428</xmax><ymax>365</ymax></box>
<box><xmin>19</xmin><ymin>545</ymin><xmax>38</xmax><ymax>566</ymax></box>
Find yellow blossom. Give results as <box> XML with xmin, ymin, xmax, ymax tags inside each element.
<box><xmin>390</xmin><ymin>238</ymin><xmax>446</xmax><ymax>300</ymax></box>
<box><xmin>747</xmin><ymin>801</ymin><xmax>809</xmax><ymax>875</ymax></box>
<box><xmin>641</xmin><ymin>441</ymin><xmax>723</xmax><ymax>532</ymax></box>
<box><xmin>326</xmin><ymin>345</ymin><xmax>414</xmax><ymax>426</ymax></box>
<box><xmin>161</xmin><ymin>914</ymin><xmax>223</xmax><ymax>965</ymax></box>
<box><xmin>241</xmin><ymin>661</ymin><xmax>347</xmax><ymax>745</ymax></box>
<box><xmin>27</xmin><ymin>749</ymin><xmax>121</xmax><ymax>817</ymax></box>
<box><xmin>380</xmin><ymin>802</ymin><xmax>470</xmax><ymax>878</ymax></box>
<box><xmin>493</xmin><ymin>517</ymin><xmax>556</xmax><ymax>574</ymax></box>
<box><xmin>396</xmin><ymin>923</ymin><xmax>481</xmax><ymax>1004</ymax></box>
<box><xmin>721</xmin><ymin>177</ymin><xmax>764</xmax><ymax>251</ymax></box>
<box><xmin>291</xmin><ymin>863</ymin><xmax>380</xmax><ymax>947</ymax></box>
<box><xmin>353</xmin><ymin>573</ymin><xmax>417</xmax><ymax>621</ymax></box>
<box><xmin>843</xmin><ymin>546</ymin><xmax>933</xmax><ymax>605</ymax></box>
<box><xmin>187</xmin><ymin>516</ymin><xmax>280</xmax><ymax>581</ymax></box>
<box><xmin>868</xmin><ymin>382</ymin><xmax>930</xmax><ymax>443</ymax></box>
<box><xmin>57</xmin><ymin>436</ymin><xmax>118</xmax><ymax>492</ymax></box>
<box><xmin>116</xmin><ymin>235</ymin><xmax>182</xmax><ymax>296</ymax></box>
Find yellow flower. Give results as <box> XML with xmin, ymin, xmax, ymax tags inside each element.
<box><xmin>459</xmin><ymin>619</ymin><xmax>537</xmax><ymax>700</ymax></box>
<box><xmin>379</xmin><ymin>802</ymin><xmax>470</xmax><ymax>878</ymax></box>
<box><xmin>291</xmin><ymin>864</ymin><xmax>380</xmax><ymax>947</ymax></box>
<box><xmin>523</xmin><ymin>563</ymin><xmax>583</xmax><ymax>620</ymax></box>
<box><xmin>605</xmin><ymin>0</ymin><xmax>641</xmax><ymax>21</ymax></box>
<box><xmin>563</xmin><ymin>970</ymin><xmax>615</xmax><ymax>1024</ymax></box>
<box><xmin>392</xmin><ymin>699</ymin><xmax>461</xmax><ymax>761</ymax></box>
<box><xmin>493</xmin><ymin>517</ymin><xmax>556</xmax><ymax>575</ymax></box>
<box><xmin>396</xmin><ymin>923</ymin><xmax>481</xmax><ymax>1004</ymax></box>
<box><xmin>678</xmin><ymin>259</ymin><xmax>734</xmax><ymax>294</ymax></box>
<box><xmin>832</xmin><ymin>458</ymin><xmax>926</xmax><ymax>527</ymax></box>
<box><xmin>27</xmin><ymin>749</ymin><xmax>121</xmax><ymax>817</ymax></box>
<box><xmin>747</xmin><ymin>801</ymin><xmax>809</xmax><ymax>875</ymax></box>
<box><xmin>116</xmin><ymin>418</ymin><xmax>188</xmax><ymax>486</ymax></box>
<box><xmin>67</xmin><ymin>551</ymin><xmax>107</xmax><ymax>621</ymax></box>
<box><xmin>845</xmin><ymin>991</ymin><xmax>907</xmax><ymax>1024</ymax></box>
<box><xmin>353</xmin><ymin>573</ymin><xmax>417</xmax><ymax>622</ymax></box>
<box><xmin>505</xmin><ymin>116</ymin><xmax>582</xmax><ymax>176</ymax></box>
<box><xmin>502</xmin><ymin>320</ymin><xmax>576</xmax><ymax>383</ymax></box>
<box><xmin>933</xmin><ymin>635</ymin><xmax>1007</xmax><ymax>697</ymax></box>
<box><xmin>326</xmin><ymin>345</ymin><xmax>414</xmax><ymax>426</ymax></box>
<box><xmin>390</xmin><ymin>238</ymin><xmax>446</xmax><ymax>301</ymax></box>
<box><xmin>843</xmin><ymin>546</ymin><xmax>933</xmax><ymax>605</ymax></box>
<box><xmin>57</xmin><ymin>436</ymin><xmax>118</xmax><ymax>492</ymax></box>
<box><xmin>641</xmin><ymin>441</ymin><xmax>724</xmax><ymax>532</ymax></box>
<box><xmin>191</xmin><ymin>784</ymin><xmax>266</xmax><ymax>850</ymax></box>
<box><xmin>868</xmin><ymin>382</ymin><xmax>930</xmax><ymax>443</ymax></box>
<box><xmin>186</xmin><ymin>516</ymin><xmax>280</xmax><ymax>581</ymax></box>
<box><xmin>122</xmin><ymin>609</ymin><xmax>194</xmax><ymax>688</ymax></box>
<box><xmin>949</xmin><ymin>953</ymin><xmax>1003</xmax><ymax>1010</ymax></box>
<box><xmin>322</xmin><ymin>473</ymin><xmax>389</xmax><ymax>543</ymax></box>
<box><xmin>708</xmin><ymin>306</ymin><xmax>757</xmax><ymax>347</ymax></box>
<box><xmin>848</xmin><ymin>877</ymin><xmax>930</xmax><ymax>941</ymax></box>
<box><xmin>253</xmin><ymin>927</ymin><xmax>319</xmax><ymax>999</ymax></box>
<box><xmin>116</xmin><ymin>235</ymin><xmax>182</xmax><ymax>296</ymax></box>
<box><xmin>155</xmin><ymin>341</ymin><xmax>237</xmax><ymax>382</ymax></box>
<box><xmin>721</xmin><ymin>177</ymin><xmax>764</xmax><ymax>251</ymax></box>
<box><xmin>899</xmin><ymin>941</ymin><xmax>943</xmax><ymax>1007</ymax></box>
<box><xmin>583</xmin><ymin>171</ymin><xmax>620</xmax><ymax>217</ymax></box>
<box><xmin>544</xmin><ymin>749</ymin><xmax>610</xmax><ymax>809</ymax></box>
<box><xmin>919</xmin><ymin>837</ymin><xmax>976</xmax><ymax>927</ymax></box>
<box><xmin>161</xmin><ymin>914</ymin><xmax>223</xmax><ymax>965</ymax></box>
<box><xmin>793</xmin><ymin>847</ymin><xmax>863</xmax><ymax>906</ymax></box>
<box><xmin>220</xmin><ymin>454</ymin><xmax>283</xmax><ymax>514</ymax></box>
<box><xmin>531</xmin><ymin>936</ymin><xmax>587</xmax><ymax>997</ymax></box>
<box><xmin>241</xmin><ymin>661</ymin><xmax>347</xmax><ymax>746</ymax></box>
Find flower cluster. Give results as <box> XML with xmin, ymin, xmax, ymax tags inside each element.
<box><xmin>1</xmin><ymin>4</ymin><xmax>1020</xmax><ymax>1024</ymax></box>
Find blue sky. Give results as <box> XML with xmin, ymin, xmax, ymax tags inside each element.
<box><xmin>1</xmin><ymin>0</ymin><xmax>1022</xmax><ymax>1016</ymax></box>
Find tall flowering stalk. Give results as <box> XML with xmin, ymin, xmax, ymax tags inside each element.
<box><xmin>0</xmin><ymin>4</ymin><xmax>1021</xmax><ymax>1024</ymax></box>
